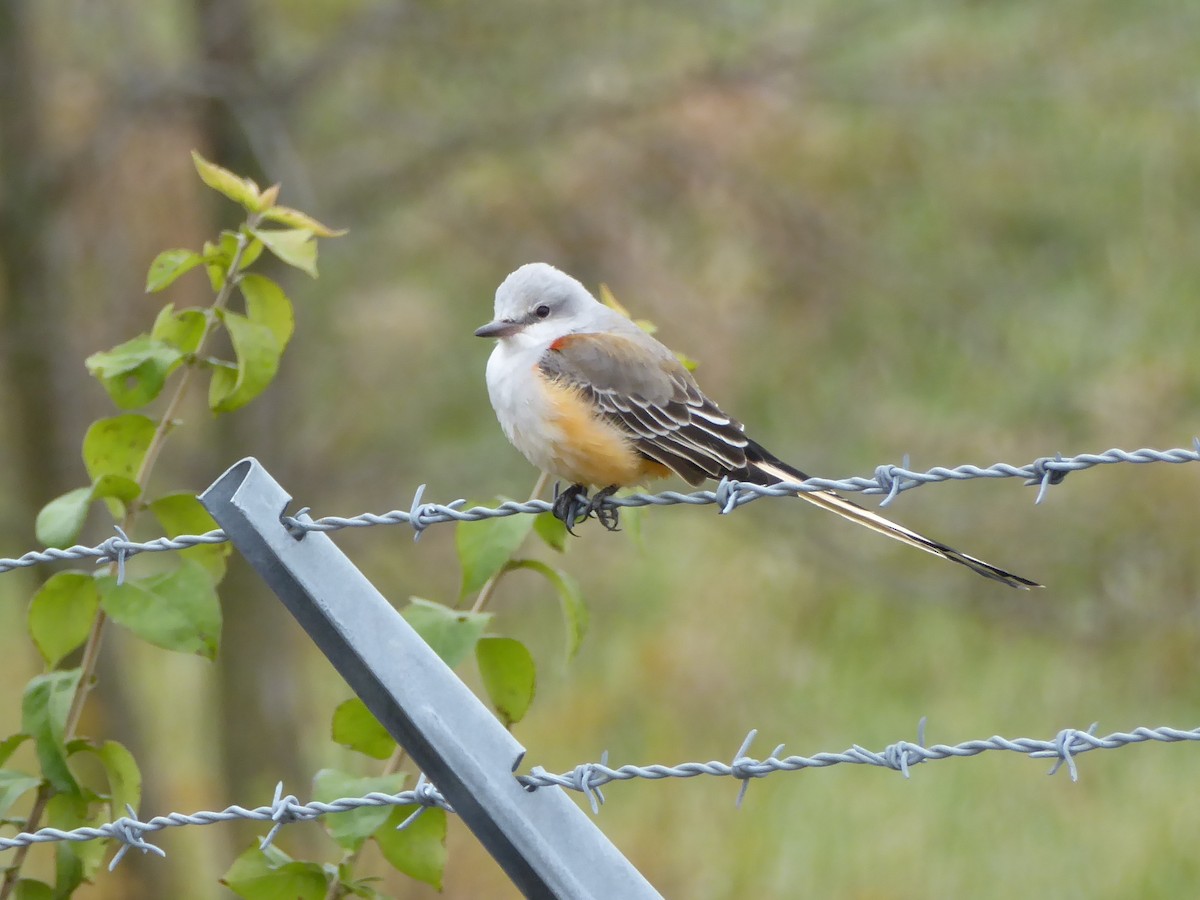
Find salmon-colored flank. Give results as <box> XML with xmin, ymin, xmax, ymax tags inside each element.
<box><xmin>540</xmin><ymin>377</ymin><xmax>671</xmax><ymax>486</ymax></box>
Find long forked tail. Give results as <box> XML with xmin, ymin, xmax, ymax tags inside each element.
<box><xmin>744</xmin><ymin>445</ymin><xmax>1041</xmax><ymax>589</ymax></box>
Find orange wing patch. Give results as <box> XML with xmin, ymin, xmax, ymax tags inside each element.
<box><xmin>541</xmin><ymin>378</ymin><xmax>671</xmax><ymax>487</ymax></box>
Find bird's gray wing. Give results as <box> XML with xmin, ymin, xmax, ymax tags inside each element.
<box><xmin>538</xmin><ymin>331</ymin><xmax>748</xmax><ymax>485</ymax></box>
<box><xmin>537</xmin><ymin>329</ymin><xmax>1040</xmax><ymax>587</ymax></box>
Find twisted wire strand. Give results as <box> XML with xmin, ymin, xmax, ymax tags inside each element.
<box><xmin>3</xmin><ymin>443</ymin><xmax>1197</xmax><ymax>574</ymax></box>
<box><xmin>2</xmin><ymin>722</ymin><xmax>1197</xmax><ymax>864</ymax></box>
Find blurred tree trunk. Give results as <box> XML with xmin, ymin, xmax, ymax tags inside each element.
<box><xmin>0</xmin><ymin>0</ymin><xmax>75</xmax><ymax>526</ymax></box>
<box><xmin>1</xmin><ymin>5</ymin><xmax>160</xmax><ymax>896</ymax></box>
<box><xmin>193</xmin><ymin>0</ymin><xmax>311</xmax><ymax>858</ymax></box>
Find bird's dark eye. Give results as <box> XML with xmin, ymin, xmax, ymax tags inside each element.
<box><xmin>534</xmin><ymin>305</ymin><xmax>551</xmax><ymax>319</ymax></box>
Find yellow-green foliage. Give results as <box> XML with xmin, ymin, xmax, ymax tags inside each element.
<box><xmin>1</xmin><ymin>1</ymin><xmax>1198</xmax><ymax>897</ymax></box>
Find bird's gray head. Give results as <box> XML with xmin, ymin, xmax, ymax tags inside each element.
<box><xmin>474</xmin><ymin>263</ymin><xmax>604</xmax><ymax>341</ymax></box>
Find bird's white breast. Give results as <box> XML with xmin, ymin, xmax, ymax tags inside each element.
<box><xmin>485</xmin><ymin>338</ymin><xmax>566</xmax><ymax>476</ymax></box>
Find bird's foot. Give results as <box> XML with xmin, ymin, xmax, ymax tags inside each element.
<box><xmin>550</xmin><ymin>483</ymin><xmax>621</xmax><ymax>533</ymax></box>
<box><xmin>587</xmin><ymin>485</ymin><xmax>621</xmax><ymax>532</ymax></box>
<box><xmin>552</xmin><ymin>483</ymin><xmax>589</xmax><ymax>535</ymax></box>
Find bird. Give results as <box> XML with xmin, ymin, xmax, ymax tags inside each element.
<box><xmin>475</xmin><ymin>262</ymin><xmax>1040</xmax><ymax>588</ymax></box>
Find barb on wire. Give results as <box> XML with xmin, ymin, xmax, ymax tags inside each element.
<box><xmin>3</xmin><ymin>721</ymin><xmax>1197</xmax><ymax>857</ymax></box>
<box><xmin>513</xmin><ymin>722</ymin><xmax>1200</xmax><ymax>801</ymax></box>
<box><xmin>2</xmin><ymin>443</ymin><xmax>1198</xmax><ymax>575</ymax></box>
<box><xmin>0</xmin><ymin>529</ymin><xmax>229</xmax><ymax>574</ymax></box>
<box><xmin>106</xmin><ymin>804</ymin><xmax>165</xmax><ymax>871</ymax></box>
<box><xmin>0</xmin><ymin>781</ymin><xmax>455</xmax><ymax>859</ymax></box>
<box><xmin>395</xmin><ymin>772</ymin><xmax>451</xmax><ymax>832</ymax></box>
<box><xmin>260</xmin><ymin>782</ymin><xmax>303</xmax><ymax>850</ymax></box>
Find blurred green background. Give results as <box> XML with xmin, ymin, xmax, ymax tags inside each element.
<box><xmin>2</xmin><ymin>0</ymin><xmax>1199</xmax><ymax>897</ymax></box>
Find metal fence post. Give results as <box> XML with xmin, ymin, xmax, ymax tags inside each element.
<box><xmin>200</xmin><ymin>458</ymin><xmax>661</xmax><ymax>900</ymax></box>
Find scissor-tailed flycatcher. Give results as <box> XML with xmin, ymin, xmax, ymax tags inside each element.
<box><xmin>476</xmin><ymin>262</ymin><xmax>1039</xmax><ymax>588</ymax></box>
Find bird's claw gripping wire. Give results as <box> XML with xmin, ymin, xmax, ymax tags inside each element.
<box><xmin>552</xmin><ymin>483</ymin><xmax>621</xmax><ymax>533</ymax></box>
<box><xmin>552</xmin><ymin>483</ymin><xmax>589</xmax><ymax>535</ymax></box>
<box><xmin>587</xmin><ymin>485</ymin><xmax>621</xmax><ymax>531</ymax></box>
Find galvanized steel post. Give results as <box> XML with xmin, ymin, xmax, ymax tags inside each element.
<box><xmin>200</xmin><ymin>458</ymin><xmax>660</xmax><ymax>900</ymax></box>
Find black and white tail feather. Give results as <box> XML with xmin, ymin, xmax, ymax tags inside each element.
<box><xmin>740</xmin><ymin>441</ymin><xmax>1040</xmax><ymax>589</ymax></box>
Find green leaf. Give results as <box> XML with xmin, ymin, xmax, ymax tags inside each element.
<box><xmin>34</xmin><ymin>487</ymin><xmax>93</xmax><ymax>549</ymax></box>
<box><xmin>99</xmin><ymin>740</ymin><xmax>141</xmax><ymax>815</ymax></box>
<box><xmin>11</xmin><ymin>879</ymin><xmax>53</xmax><ymax>900</ymax></box>
<box><xmin>336</xmin><ymin>875</ymin><xmax>386</xmax><ymax>900</ymax></box>
<box><xmin>598</xmin><ymin>283</ymin><xmax>633</xmax><ymax>319</ymax></box>
<box><xmin>150</xmin><ymin>492</ymin><xmax>230</xmax><ymax>582</ymax></box>
<box><xmin>533</xmin><ymin>511</ymin><xmax>568</xmax><ymax>552</ymax></box>
<box><xmin>81</xmin><ymin>414</ymin><xmax>156</xmax><ymax>483</ymax></box>
<box><xmin>98</xmin><ymin>560</ymin><xmax>221</xmax><ymax>659</ymax></box>
<box><xmin>249</xmin><ymin>227</ymin><xmax>318</xmax><ymax>277</ymax></box>
<box><xmin>202</xmin><ymin>232</ymin><xmax>262</xmax><ymax>291</ymax></box>
<box><xmin>36</xmin><ymin>475</ymin><xmax>140</xmax><ymax>547</ymax></box>
<box><xmin>375</xmin><ymin>805</ymin><xmax>447</xmax><ymax>891</ymax></box>
<box><xmin>0</xmin><ymin>733</ymin><xmax>30</xmax><ymax>767</ymax></box>
<box><xmin>85</xmin><ymin>335</ymin><xmax>185</xmax><ymax>409</ymax></box>
<box><xmin>221</xmin><ymin>844</ymin><xmax>329</xmax><ymax>900</ymax></box>
<box><xmin>331</xmin><ymin>698</ymin><xmax>396</xmax><ymax>760</ymax></box>
<box><xmin>50</xmin><ymin>814</ymin><xmax>84</xmax><ymax>894</ymax></box>
<box><xmin>203</xmin><ymin>239</ymin><xmax>229</xmax><ymax>292</ymax></box>
<box><xmin>28</xmin><ymin>572</ymin><xmax>99</xmax><ymax>668</ymax></box>
<box><xmin>208</xmin><ymin>309</ymin><xmax>282</xmax><ymax>413</ymax></box>
<box><xmin>597</xmin><ymin>286</ymin><xmax>699</xmax><ymax>365</ymax></box>
<box><xmin>219</xmin><ymin>230</ymin><xmax>264</xmax><ymax>271</ymax></box>
<box><xmin>476</xmin><ymin>637</ymin><xmax>536</xmax><ymax>727</ymax></box>
<box><xmin>507</xmin><ymin>560</ymin><xmax>588</xmax><ymax>659</ymax></box>
<box><xmin>0</xmin><ymin>770</ymin><xmax>41</xmax><ymax>820</ymax></box>
<box><xmin>89</xmin><ymin>473</ymin><xmax>142</xmax><ymax>521</ymax></box>
<box><xmin>146</xmin><ymin>248</ymin><xmax>204</xmax><ymax>292</ymax></box>
<box><xmin>254</xmin><ymin>183</ymin><xmax>280</xmax><ymax>214</ymax></box>
<box><xmin>313</xmin><ymin>769</ymin><xmax>407</xmax><ymax>851</ymax></box>
<box><xmin>71</xmin><ymin>740</ymin><xmax>141</xmax><ymax>817</ymax></box>
<box><xmin>89</xmin><ymin>474</ymin><xmax>141</xmax><ymax>504</ymax></box>
<box><xmin>47</xmin><ymin>790</ymin><xmax>104</xmax><ymax>894</ymax></box>
<box><xmin>260</xmin><ymin>205</ymin><xmax>347</xmax><ymax>237</ymax></box>
<box><xmin>456</xmin><ymin>509</ymin><xmax>535</xmax><ymax>597</ymax></box>
<box><xmin>402</xmin><ymin>598</ymin><xmax>491</xmax><ymax>668</ymax></box>
<box><xmin>240</xmin><ymin>237</ymin><xmax>265</xmax><ymax>270</ymax></box>
<box><xmin>148</xmin><ymin>492</ymin><xmax>213</xmax><ymax>534</ymax></box>
<box><xmin>192</xmin><ymin>151</ymin><xmax>261</xmax><ymax>210</ymax></box>
<box><xmin>21</xmin><ymin>670</ymin><xmax>82</xmax><ymax>795</ymax></box>
<box><xmin>239</xmin><ymin>273</ymin><xmax>294</xmax><ymax>347</ymax></box>
<box><xmin>151</xmin><ymin>303</ymin><xmax>208</xmax><ymax>354</ymax></box>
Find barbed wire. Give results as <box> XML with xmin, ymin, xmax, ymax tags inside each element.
<box><xmin>2</xmin><ymin>721</ymin><xmax>1197</xmax><ymax>867</ymax></box>
<box><xmin>2</xmin><ymin>443</ymin><xmax>1197</xmax><ymax>575</ymax></box>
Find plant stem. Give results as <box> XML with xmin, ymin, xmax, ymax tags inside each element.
<box><xmin>132</xmin><ymin>217</ymin><xmax>256</xmax><ymax>492</ymax></box>
<box><xmin>61</xmin><ymin>224</ymin><xmax>252</xmax><ymax>741</ymax></box>
<box><xmin>471</xmin><ymin>470</ymin><xmax>551</xmax><ymax>614</ymax></box>
<box><xmin>0</xmin><ymin>226</ymin><xmax>257</xmax><ymax>900</ymax></box>
<box><xmin>0</xmin><ymin>789</ymin><xmax>49</xmax><ymax>900</ymax></box>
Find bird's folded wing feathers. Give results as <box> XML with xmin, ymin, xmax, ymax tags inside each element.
<box><xmin>538</xmin><ymin>332</ymin><xmax>749</xmax><ymax>484</ymax></box>
<box><xmin>535</xmin><ymin>333</ymin><xmax>1038</xmax><ymax>587</ymax></box>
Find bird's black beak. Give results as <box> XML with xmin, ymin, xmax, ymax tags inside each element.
<box><xmin>474</xmin><ymin>319</ymin><xmax>522</xmax><ymax>338</ymax></box>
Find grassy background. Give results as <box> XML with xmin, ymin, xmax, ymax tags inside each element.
<box><xmin>1</xmin><ymin>0</ymin><xmax>1199</xmax><ymax>896</ymax></box>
